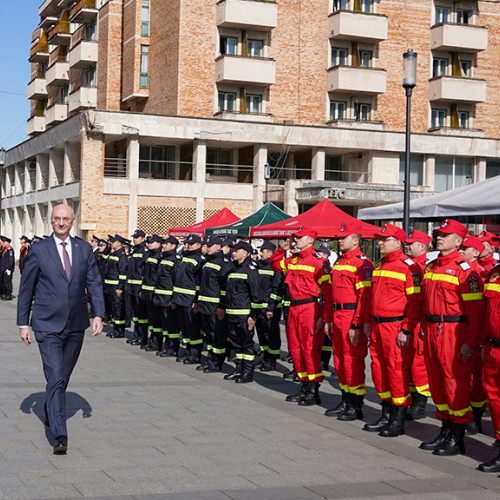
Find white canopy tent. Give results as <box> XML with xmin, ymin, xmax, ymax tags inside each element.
<box><xmin>358</xmin><ymin>175</ymin><xmax>500</xmax><ymax>220</ymax></box>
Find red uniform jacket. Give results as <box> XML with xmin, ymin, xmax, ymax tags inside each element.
<box><xmin>370</xmin><ymin>248</ymin><xmax>422</xmax><ymax>332</ymax></box>
<box><xmin>271</xmin><ymin>246</ymin><xmax>331</xmax><ymax>320</ymax></box>
<box><xmin>421</xmin><ymin>249</ymin><xmax>484</xmax><ymax>347</ymax></box>
<box><xmin>484</xmin><ymin>264</ymin><xmax>500</xmax><ymax>341</ymax></box>
<box><xmin>329</xmin><ymin>248</ymin><xmax>373</xmax><ymax>327</ymax></box>
<box><xmin>479</xmin><ymin>255</ymin><xmax>498</xmax><ymax>274</ymax></box>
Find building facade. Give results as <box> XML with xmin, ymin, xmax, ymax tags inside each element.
<box><xmin>2</xmin><ymin>0</ymin><xmax>500</xmax><ymax>239</ymax></box>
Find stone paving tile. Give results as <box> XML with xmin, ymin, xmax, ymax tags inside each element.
<box><xmin>0</xmin><ymin>483</ymin><xmax>82</xmax><ymax>500</ymax></box>
<box><xmin>223</xmin><ymin>485</ymin><xmax>327</xmax><ymax>499</ymax></box>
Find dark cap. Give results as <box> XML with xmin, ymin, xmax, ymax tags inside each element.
<box><xmin>200</xmin><ymin>238</ymin><xmax>209</xmax><ymax>246</ymax></box>
<box><xmin>98</xmin><ymin>239</ymin><xmax>107</xmax><ymax>246</ymax></box>
<box><xmin>91</xmin><ymin>234</ymin><xmax>100</xmax><ymax>243</ymax></box>
<box><xmin>316</xmin><ymin>244</ymin><xmax>330</xmax><ymax>256</ymax></box>
<box><xmin>221</xmin><ymin>238</ymin><xmax>234</xmax><ymax>248</ymax></box>
<box><xmin>19</xmin><ymin>235</ymin><xmax>29</xmax><ymax>242</ymax></box>
<box><xmin>184</xmin><ymin>234</ymin><xmax>202</xmax><ymax>244</ymax></box>
<box><xmin>25</xmin><ymin>238</ymin><xmax>32</xmax><ymax>244</ymax></box>
<box><xmin>0</xmin><ymin>236</ymin><xmax>11</xmax><ymax>243</ymax></box>
<box><xmin>132</xmin><ymin>229</ymin><xmax>146</xmax><ymax>238</ymax></box>
<box><xmin>110</xmin><ymin>234</ymin><xmax>126</xmax><ymax>245</ymax></box>
<box><xmin>164</xmin><ymin>235</ymin><xmax>179</xmax><ymax>245</ymax></box>
<box><xmin>207</xmin><ymin>236</ymin><xmax>223</xmax><ymax>246</ymax></box>
<box><xmin>433</xmin><ymin>219</ymin><xmax>467</xmax><ymax>239</ymax></box>
<box><xmin>234</xmin><ymin>241</ymin><xmax>253</xmax><ymax>253</ymax></box>
<box><xmin>259</xmin><ymin>240</ymin><xmax>276</xmax><ymax>252</ymax></box>
<box><xmin>226</xmin><ymin>234</ymin><xmax>238</xmax><ymax>242</ymax></box>
<box><xmin>107</xmin><ymin>234</ymin><xmax>114</xmax><ymax>241</ymax></box>
<box><xmin>147</xmin><ymin>234</ymin><xmax>163</xmax><ymax>244</ymax></box>
<box><xmin>374</xmin><ymin>223</ymin><xmax>407</xmax><ymax>243</ymax></box>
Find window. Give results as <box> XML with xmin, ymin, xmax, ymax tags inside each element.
<box><xmin>141</xmin><ymin>0</ymin><xmax>150</xmax><ymax>36</ymax></box>
<box><xmin>457</xmin><ymin>9</ymin><xmax>472</xmax><ymax>24</ymax></box>
<box><xmin>399</xmin><ymin>154</ymin><xmax>423</xmax><ymax>186</ymax></box>
<box><xmin>431</xmin><ymin>109</ymin><xmax>446</xmax><ymax>128</ymax></box>
<box><xmin>333</xmin><ymin>0</ymin><xmax>348</xmax><ymax>10</ymax></box>
<box><xmin>220</xmin><ymin>36</ymin><xmax>237</xmax><ymax>55</ymax></box>
<box><xmin>360</xmin><ymin>50</ymin><xmax>372</xmax><ymax>68</ymax></box>
<box><xmin>354</xmin><ymin>102</ymin><xmax>370</xmax><ymax>121</ymax></box>
<box><xmin>139</xmin><ymin>145</ymin><xmax>175</xmax><ymax>179</ymax></box>
<box><xmin>246</xmin><ymin>94</ymin><xmax>262</xmax><ymax>113</ymax></box>
<box><xmin>460</xmin><ymin>60</ymin><xmax>471</xmax><ymax>78</ymax></box>
<box><xmin>59</xmin><ymin>85</ymin><xmax>69</xmax><ymax>104</ymax></box>
<box><xmin>486</xmin><ymin>161</ymin><xmax>500</xmax><ymax>179</ymax></box>
<box><xmin>325</xmin><ymin>155</ymin><xmax>341</xmax><ymax>181</ymax></box>
<box><xmin>331</xmin><ymin>47</ymin><xmax>347</xmax><ymax>66</ymax></box>
<box><xmin>361</xmin><ymin>0</ymin><xmax>373</xmax><ymax>13</ymax></box>
<box><xmin>247</xmin><ymin>39</ymin><xmax>263</xmax><ymax>57</ymax></box>
<box><xmin>435</xmin><ymin>6</ymin><xmax>450</xmax><ymax>23</ymax></box>
<box><xmin>83</xmin><ymin>65</ymin><xmax>97</xmax><ymax>86</ymax></box>
<box><xmin>432</xmin><ymin>58</ymin><xmax>447</xmax><ymax>77</ymax></box>
<box><xmin>434</xmin><ymin>156</ymin><xmax>473</xmax><ymax>192</ymax></box>
<box><xmin>140</xmin><ymin>45</ymin><xmax>149</xmax><ymax>88</ymax></box>
<box><xmin>84</xmin><ymin>21</ymin><xmax>97</xmax><ymax>40</ymax></box>
<box><xmin>218</xmin><ymin>91</ymin><xmax>236</xmax><ymax>112</ymax></box>
<box><xmin>329</xmin><ymin>101</ymin><xmax>346</xmax><ymax>120</ymax></box>
<box><xmin>458</xmin><ymin>111</ymin><xmax>469</xmax><ymax>129</ymax></box>
<box><xmin>207</xmin><ymin>148</ymin><xmax>233</xmax><ymax>177</ymax></box>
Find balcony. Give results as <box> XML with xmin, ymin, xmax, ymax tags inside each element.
<box><xmin>215</xmin><ymin>55</ymin><xmax>276</xmax><ymax>86</ymax></box>
<box><xmin>27</xmin><ymin>115</ymin><xmax>46</xmax><ymax>136</ymax></box>
<box><xmin>46</xmin><ymin>103</ymin><xmax>68</xmax><ymax>125</ymax></box>
<box><xmin>70</xmin><ymin>0</ymin><xmax>98</xmax><ymax>23</ymax></box>
<box><xmin>45</xmin><ymin>61</ymin><xmax>70</xmax><ymax>86</ymax></box>
<box><xmin>327</xmin><ymin>66</ymin><xmax>386</xmax><ymax>95</ymax></box>
<box><xmin>68</xmin><ymin>86</ymin><xmax>97</xmax><ymax>112</ymax></box>
<box><xmin>27</xmin><ymin>77</ymin><xmax>48</xmax><ymax>100</ymax></box>
<box><xmin>216</xmin><ymin>0</ymin><xmax>277</xmax><ymax>29</ymax></box>
<box><xmin>69</xmin><ymin>40</ymin><xmax>98</xmax><ymax>68</ymax></box>
<box><xmin>47</xmin><ymin>22</ymin><xmax>71</xmax><ymax>46</ymax></box>
<box><xmin>29</xmin><ymin>41</ymin><xmax>49</xmax><ymax>63</ymax></box>
<box><xmin>430</xmin><ymin>23</ymin><xmax>488</xmax><ymax>53</ymax></box>
<box><xmin>428</xmin><ymin>76</ymin><xmax>486</xmax><ymax>103</ymax></box>
<box><xmin>328</xmin><ymin>11</ymin><xmax>387</xmax><ymax>42</ymax></box>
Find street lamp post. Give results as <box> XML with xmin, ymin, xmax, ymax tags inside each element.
<box><xmin>402</xmin><ymin>49</ymin><xmax>417</xmax><ymax>235</ymax></box>
<box><xmin>264</xmin><ymin>162</ymin><xmax>271</xmax><ymax>204</ymax></box>
<box><xmin>0</xmin><ymin>147</ymin><xmax>5</xmax><ymax>236</ymax></box>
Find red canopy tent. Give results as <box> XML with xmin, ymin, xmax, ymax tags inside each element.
<box><xmin>250</xmin><ymin>199</ymin><xmax>380</xmax><ymax>239</ymax></box>
<box><xmin>169</xmin><ymin>208</ymin><xmax>240</xmax><ymax>237</ymax></box>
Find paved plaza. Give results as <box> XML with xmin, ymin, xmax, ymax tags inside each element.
<box><xmin>2</xmin><ymin>277</ymin><xmax>500</xmax><ymax>499</ymax></box>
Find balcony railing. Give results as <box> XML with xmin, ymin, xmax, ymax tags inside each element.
<box><xmin>328</xmin><ymin>10</ymin><xmax>387</xmax><ymax>42</ymax></box>
<box><xmin>216</xmin><ymin>0</ymin><xmax>278</xmax><ymax>29</ymax></box>
<box><xmin>47</xmin><ymin>21</ymin><xmax>71</xmax><ymax>45</ymax></box>
<box><xmin>70</xmin><ymin>0</ymin><xmax>98</xmax><ymax>23</ymax></box>
<box><xmin>29</xmin><ymin>41</ymin><xmax>49</xmax><ymax>63</ymax></box>
<box><xmin>215</xmin><ymin>55</ymin><xmax>276</xmax><ymax>85</ymax></box>
<box><xmin>430</xmin><ymin>23</ymin><xmax>488</xmax><ymax>53</ymax></box>
<box><xmin>327</xmin><ymin>65</ymin><xmax>386</xmax><ymax>95</ymax></box>
<box><xmin>104</xmin><ymin>158</ymin><xmax>127</xmax><ymax>177</ymax></box>
<box><xmin>428</xmin><ymin>76</ymin><xmax>486</xmax><ymax>103</ymax></box>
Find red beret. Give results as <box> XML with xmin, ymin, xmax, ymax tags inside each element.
<box><xmin>406</xmin><ymin>229</ymin><xmax>432</xmax><ymax>246</ymax></box>
<box><xmin>374</xmin><ymin>223</ymin><xmax>407</xmax><ymax>243</ymax></box>
<box><xmin>292</xmin><ymin>227</ymin><xmax>318</xmax><ymax>240</ymax></box>
<box><xmin>336</xmin><ymin>221</ymin><xmax>362</xmax><ymax>237</ymax></box>
<box><xmin>462</xmin><ymin>235</ymin><xmax>485</xmax><ymax>254</ymax></box>
<box><xmin>433</xmin><ymin>219</ymin><xmax>467</xmax><ymax>239</ymax></box>
<box><xmin>479</xmin><ymin>230</ymin><xmax>500</xmax><ymax>250</ymax></box>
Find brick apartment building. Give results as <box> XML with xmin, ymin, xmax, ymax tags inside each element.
<box><xmin>2</xmin><ymin>0</ymin><xmax>500</xmax><ymax>239</ymax></box>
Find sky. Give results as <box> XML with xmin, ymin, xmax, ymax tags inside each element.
<box><xmin>0</xmin><ymin>2</ymin><xmax>41</xmax><ymax>151</ymax></box>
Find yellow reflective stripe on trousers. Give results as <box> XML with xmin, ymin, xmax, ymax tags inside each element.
<box><xmin>127</xmin><ymin>279</ymin><xmax>142</xmax><ymax>285</ymax></box>
<box><xmin>268</xmin><ymin>348</ymin><xmax>280</xmax><ymax>355</ymax></box>
<box><xmin>377</xmin><ymin>390</ymin><xmax>392</xmax><ymax>400</ymax></box>
<box><xmin>307</xmin><ymin>372</ymin><xmax>324</xmax><ymax>381</ymax></box>
<box><xmin>155</xmin><ymin>289</ymin><xmax>173</xmax><ymax>295</ymax></box>
<box><xmin>423</xmin><ymin>272</ymin><xmax>459</xmax><ymax>286</ymax></box>
<box><xmin>372</xmin><ymin>270</ymin><xmax>406</xmax><ymax>281</ymax></box>
<box><xmin>461</xmin><ymin>292</ymin><xmax>483</xmax><ymax>301</ymax></box>
<box><xmin>198</xmin><ymin>295</ymin><xmax>220</xmax><ymax>303</ymax></box>
<box><xmin>119</xmin><ymin>275</ymin><xmax>127</xmax><ymax>280</ymax></box>
<box><xmin>212</xmin><ymin>347</ymin><xmax>226</xmax><ymax>354</ymax></box>
<box><xmin>251</xmin><ymin>303</ymin><xmax>268</xmax><ymax>309</ymax></box>
<box><xmin>288</xmin><ymin>264</ymin><xmax>316</xmax><ymax>273</ymax></box>
<box><xmin>297</xmin><ymin>371</ymin><xmax>308</xmax><ymax>379</ymax></box>
<box><xmin>333</xmin><ymin>264</ymin><xmax>357</xmax><ymax>273</ymax></box>
<box><xmin>355</xmin><ymin>280</ymin><xmax>371</xmax><ymax>290</ymax></box>
<box><xmin>392</xmin><ymin>393</ymin><xmax>411</xmax><ymax>405</ymax></box>
<box><xmin>348</xmin><ymin>384</ymin><xmax>367</xmax><ymax>396</ymax></box>
<box><xmin>228</xmin><ymin>273</ymin><xmax>248</xmax><ymax>280</ymax></box>
<box><xmin>104</xmin><ymin>279</ymin><xmax>119</xmax><ymax>285</ymax></box>
<box><xmin>243</xmin><ymin>354</ymin><xmax>255</xmax><ymax>361</ymax></box>
<box><xmin>141</xmin><ymin>285</ymin><xmax>155</xmax><ymax>291</ymax></box>
<box><xmin>270</xmin><ymin>293</ymin><xmax>282</xmax><ymax>301</ymax></box>
<box><xmin>485</xmin><ymin>283</ymin><xmax>500</xmax><ymax>293</ymax></box>
<box><xmin>414</xmin><ymin>384</ymin><xmax>431</xmax><ymax>397</ymax></box>
<box><xmin>226</xmin><ymin>309</ymin><xmax>251</xmax><ymax>315</ymax></box>
<box><xmin>436</xmin><ymin>403</ymin><xmax>472</xmax><ymax>417</ymax></box>
<box><xmin>173</xmin><ymin>286</ymin><xmax>196</xmax><ymax>295</ymax></box>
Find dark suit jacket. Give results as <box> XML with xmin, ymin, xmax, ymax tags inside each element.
<box><xmin>17</xmin><ymin>234</ymin><xmax>105</xmax><ymax>332</ymax></box>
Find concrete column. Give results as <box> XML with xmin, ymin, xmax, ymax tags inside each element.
<box><xmin>253</xmin><ymin>144</ymin><xmax>267</xmax><ymax>211</ymax></box>
<box><xmin>48</xmin><ymin>149</ymin><xmax>55</xmax><ymax>189</ymax></box>
<box><xmin>127</xmin><ymin>136</ymin><xmax>140</xmax><ymax>235</ymax></box>
<box><xmin>475</xmin><ymin>158</ymin><xmax>486</xmax><ymax>183</ymax></box>
<box><xmin>193</xmin><ymin>140</ymin><xmax>206</xmax><ymax>222</ymax></box>
<box><xmin>174</xmin><ymin>145</ymin><xmax>181</xmax><ymax>180</ymax></box>
<box><xmin>286</xmin><ymin>153</ymin><xmax>295</xmax><ymax>180</ymax></box>
<box><xmin>424</xmin><ymin>156</ymin><xmax>435</xmax><ymax>190</ymax></box>
<box><xmin>311</xmin><ymin>147</ymin><xmax>326</xmax><ymax>181</ymax></box>
<box><xmin>63</xmin><ymin>142</ymin><xmax>70</xmax><ymax>186</ymax></box>
<box><xmin>284</xmin><ymin>180</ymin><xmax>300</xmax><ymax>216</ymax></box>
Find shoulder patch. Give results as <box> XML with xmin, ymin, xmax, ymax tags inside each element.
<box><xmin>403</xmin><ymin>258</ymin><xmax>415</xmax><ymax>266</ymax></box>
<box><xmin>459</xmin><ymin>261</ymin><xmax>471</xmax><ymax>271</ymax></box>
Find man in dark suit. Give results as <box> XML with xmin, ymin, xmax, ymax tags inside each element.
<box><xmin>17</xmin><ymin>204</ymin><xmax>105</xmax><ymax>454</ymax></box>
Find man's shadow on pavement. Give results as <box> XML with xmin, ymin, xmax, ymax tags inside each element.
<box><xmin>20</xmin><ymin>392</ymin><xmax>92</xmax><ymax>445</ymax></box>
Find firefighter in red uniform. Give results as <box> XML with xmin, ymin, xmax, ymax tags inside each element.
<box><xmin>478</xmin><ymin>230</ymin><xmax>499</xmax><ymax>273</ymax></box>
<box><xmin>419</xmin><ymin>219</ymin><xmax>484</xmax><ymax>456</ymax></box>
<box><xmin>324</xmin><ymin>222</ymin><xmax>373</xmax><ymax>421</ymax></box>
<box><xmin>478</xmin><ymin>258</ymin><xmax>500</xmax><ymax>472</ymax></box>
<box><xmin>271</xmin><ymin>228</ymin><xmax>332</xmax><ymax>406</ymax></box>
<box><xmin>363</xmin><ymin>224</ymin><xmax>421</xmax><ymax>437</ymax></box>
<box><xmin>458</xmin><ymin>235</ymin><xmax>488</xmax><ymax>435</ymax></box>
<box><xmin>404</xmin><ymin>229</ymin><xmax>432</xmax><ymax>421</ymax></box>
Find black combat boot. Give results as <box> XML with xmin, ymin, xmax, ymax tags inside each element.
<box><xmin>298</xmin><ymin>382</ymin><xmax>317</xmax><ymax>406</ymax></box>
<box><xmin>235</xmin><ymin>360</ymin><xmax>254</xmax><ymax>384</ymax></box>
<box><xmin>286</xmin><ymin>381</ymin><xmax>308</xmax><ymax>402</ymax></box>
<box><xmin>406</xmin><ymin>392</ymin><xmax>427</xmax><ymax>421</ymax></box>
<box><xmin>419</xmin><ymin>419</ymin><xmax>452</xmax><ymax>451</ymax></box>
<box><xmin>478</xmin><ymin>440</ymin><xmax>500</xmax><ymax>472</ymax></box>
<box><xmin>466</xmin><ymin>406</ymin><xmax>484</xmax><ymax>435</ymax></box>
<box><xmin>338</xmin><ymin>394</ymin><xmax>364</xmax><ymax>421</ymax></box>
<box><xmin>313</xmin><ymin>382</ymin><xmax>321</xmax><ymax>405</ymax></box>
<box><xmin>325</xmin><ymin>390</ymin><xmax>348</xmax><ymax>417</ymax></box>
<box><xmin>363</xmin><ymin>401</ymin><xmax>392</xmax><ymax>432</ymax></box>
<box><xmin>379</xmin><ymin>405</ymin><xmax>406</xmax><ymax>437</ymax></box>
<box><xmin>224</xmin><ymin>360</ymin><xmax>243</xmax><ymax>380</ymax></box>
<box><xmin>433</xmin><ymin>422</ymin><xmax>466</xmax><ymax>456</ymax></box>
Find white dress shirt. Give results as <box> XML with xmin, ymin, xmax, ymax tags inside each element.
<box><xmin>53</xmin><ymin>233</ymin><xmax>73</xmax><ymax>267</ymax></box>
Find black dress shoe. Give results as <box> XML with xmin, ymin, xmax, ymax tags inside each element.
<box><xmin>126</xmin><ymin>338</ymin><xmax>136</xmax><ymax>344</ymax></box>
<box><xmin>111</xmin><ymin>333</ymin><xmax>125</xmax><ymax>338</ymax></box>
<box><xmin>183</xmin><ymin>358</ymin><xmax>199</xmax><ymax>365</ymax></box>
<box><xmin>53</xmin><ymin>435</ymin><xmax>68</xmax><ymax>454</ymax></box>
<box><xmin>203</xmin><ymin>367</ymin><xmax>219</xmax><ymax>373</ymax></box>
<box><xmin>224</xmin><ymin>372</ymin><xmax>242</xmax><ymax>380</ymax></box>
<box><xmin>235</xmin><ymin>374</ymin><xmax>254</xmax><ymax>383</ymax></box>
<box><xmin>196</xmin><ymin>365</ymin><xmax>206</xmax><ymax>371</ymax></box>
<box><xmin>130</xmin><ymin>339</ymin><xmax>141</xmax><ymax>345</ymax></box>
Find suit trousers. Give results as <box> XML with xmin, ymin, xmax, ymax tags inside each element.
<box><xmin>35</xmin><ymin>328</ymin><xmax>85</xmax><ymax>438</ymax></box>
<box><xmin>2</xmin><ymin>271</ymin><xmax>13</xmax><ymax>296</ymax></box>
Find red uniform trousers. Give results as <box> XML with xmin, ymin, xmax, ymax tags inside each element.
<box><xmin>470</xmin><ymin>350</ymin><xmax>488</xmax><ymax>409</ymax></box>
<box><xmin>332</xmin><ymin>309</ymin><xmax>368</xmax><ymax>395</ymax></box>
<box><xmin>423</xmin><ymin>321</ymin><xmax>474</xmax><ymax>424</ymax></box>
<box><xmin>370</xmin><ymin>321</ymin><xmax>413</xmax><ymax>406</ymax></box>
<box><xmin>483</xmin><ymin>345</ymin><xmax>500</xmax><ymax>441</ymax></box>
<box><xmin>410</xmin><ymin>334</ymin><xmax>431</xmax><ymax>397</ymax></box>
<box><xmin>287</xmin><ymin>302</ymin><xmax>325</xmax><ymax>383</ymax></box>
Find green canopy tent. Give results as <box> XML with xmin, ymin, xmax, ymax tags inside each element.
<box><xmin>205</xmin><ymin>203</ymin><xmax>291</xmax><ymax>238</ymax></box>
